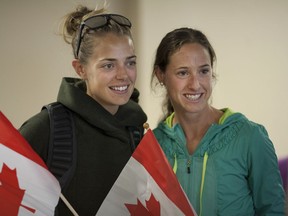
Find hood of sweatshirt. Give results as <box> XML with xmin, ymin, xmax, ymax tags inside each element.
<box><xmin>154</xmin><ymin>109</ymin><xmax>247</xmax><ymax>157</ymax></box>
<box><xmin>57</xmin><ymin>77</ymin><xmax>147</xmax><ymax>141</ymax></box>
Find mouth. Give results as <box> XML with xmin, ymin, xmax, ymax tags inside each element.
<box><xmin>110</xmin><ymin>85</ymin><xmax>129</xmax><ymax>92</ymax></box>
<box><xmin>184</xmin><ymin>93</ymin><xmax>202</xmax><ymax>101</ymax></box>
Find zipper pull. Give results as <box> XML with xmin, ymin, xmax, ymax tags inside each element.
<box><xmin>187</xmin><ymin>159</ymin><xmax>191</xmax><ymax>174</ymax></box>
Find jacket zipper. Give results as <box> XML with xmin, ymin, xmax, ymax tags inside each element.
<box><xmin>187</xmin><ymin>159</ymin><xmax>191</xmax><ymax>173</ymax></box>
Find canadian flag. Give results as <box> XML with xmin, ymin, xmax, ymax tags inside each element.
<box><xmin>96</xmin><ymin>129</ymin><xmax>197</xmax><ymax>216</ymax></box>
<box><xmin>0</xmin><ymin>112</ymin><xmax>61</xmax><ymax>216</ymax></box>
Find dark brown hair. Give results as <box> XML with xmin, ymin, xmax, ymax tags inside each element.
<box><xmin>151</xmin><ymin>27</ymin><xmax>217</xmax><ymax>120</ymax></box>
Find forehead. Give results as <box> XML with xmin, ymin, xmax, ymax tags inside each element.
<box><xmin>94</xmin><ymin>32</ymin><xmax>133</xmax><ymax>45</ymax></box>
<box><xmin>89</xmin><ymin>33</ymin><xmax>135</xmax><ymax>60</ymax></box>
<box><xmin>169</xmin><ymin>43</ymin><xmax>211</xmax><ymax>64</ymax></box>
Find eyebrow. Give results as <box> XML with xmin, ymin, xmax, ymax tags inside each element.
<box><xmin>176</xmin><ymin>63</ymin><xmax>210</xmax><ymax>70</ymax></box>
<box><xmin>100</xmin><ymin>55</ymin><xmax>137</xmax><ymax>62</ymax></box>
<box><xmin>199</xmin><ymin>64</ymin><xmax>210</xmax><ymax>68</ymax></box>
<box><xmin>127</xmin><ymin>55</ymin><xmax>137</xmax><ymax>60</ymax></box>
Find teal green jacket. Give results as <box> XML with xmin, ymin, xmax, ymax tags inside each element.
<box><xmin>153</xmin><ymin>109</ymin><xmax>285</xmax><ymax>216</ymax></box>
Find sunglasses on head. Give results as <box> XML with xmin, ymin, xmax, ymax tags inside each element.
<box><xmin>75</xmin><ymin>14</ymin><xmax>132</xmax><ymax>58</ymax></box>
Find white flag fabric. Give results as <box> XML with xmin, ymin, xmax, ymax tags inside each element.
<box><xmin>96</xmin><ymin>129</ymin><xmax>197</xmax><ymax>216</ymax></box>
<box><xmin>0</xmin><ymin>111</ymin><xmax>61</xmax><ymax>216</ymax></box>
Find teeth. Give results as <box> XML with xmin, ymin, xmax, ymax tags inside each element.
<box><xmin>111</xmin><ymin>85</ymin><xmax>128</xmax><ymax>91</ymax></box>
<box><xmin>185</xmin><ymin>94</ymin><xmax>201</xmax><ymax>101</ymax></box>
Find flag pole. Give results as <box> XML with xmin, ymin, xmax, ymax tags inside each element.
<box><xmin>143</xmin><ymin>122</ymin><xmax>150</xmax><ymax>130</ymax></box>
<box><xmin>60</xmin><ymin>193</ymin><xmax>79</xmax><ymax>216</ymax></box>
<box><xmin>59</xmin><ymin>123</ymin><xmax>149</xmax><ymax>216</ymax></box>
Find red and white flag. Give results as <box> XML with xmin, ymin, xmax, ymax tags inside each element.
<box><xmin>96</xmin><ymin>129</ymin><xmax>197</xmax><ymax>216</ymax></box>
<box><xmin>0</xmin><ymin>112</ymin><xmax>61</xmax><ymax>216</ymax></box>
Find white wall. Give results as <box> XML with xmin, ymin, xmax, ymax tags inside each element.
<box><xmin>1</xmin><ymin>0</ymin><xmax>287</xmax><ymax>158</ymax></box>
<box><xmin>0</xmin><ymin>0</ymin><xmax>135</xmax><ymax>126</ymax></box>
<box><xmin>135</xmin><ymin>0</ymin><xmax>288</xmax><ymax>158</ymax></box>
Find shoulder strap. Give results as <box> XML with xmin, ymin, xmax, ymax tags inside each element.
<box><xmin>128</xmin><ymin>126</ymin><xmax>144</xmax><ymax>152</ymax></box>
<box><xmin>42</xmin><ymin>102</ymin><xmax>77</xmax><ymax>192</ymax></box>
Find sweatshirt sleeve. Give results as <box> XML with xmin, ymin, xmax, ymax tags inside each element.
<box><xmin>247</xmin><ymin>124</ymin><xmax>286</xmax><ymax>215</ymax></box>
<box><xmin>18</xmin><ymin>110</ymin><xmax>50</xmax><ymax>162</ymax></box>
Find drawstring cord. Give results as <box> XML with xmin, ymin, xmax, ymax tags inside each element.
<box><xmin>199</xmin><ymin>152</ymin><xmax>208</xmax><ymax>216</ymax></box>
<box><xmin>172</xmin><ymin>152</ymin><xmax>208</xmax><ymax>216</ymax></box>
<box><xmin>173</xmin><ymin>153</ymin><xmax>178</xmax><ymax>173</ymax></box>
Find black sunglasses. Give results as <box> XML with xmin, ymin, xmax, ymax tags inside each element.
<box><xmin>75</xmin><ymin>14</ymin><xmax>132</xmax><ymax>58</ymax></box>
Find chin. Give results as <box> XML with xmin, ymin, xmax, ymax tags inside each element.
<box><xmin>117</xmin><ymin>97</ymin><xmax>131</xmax><ymax>106</ymax></box>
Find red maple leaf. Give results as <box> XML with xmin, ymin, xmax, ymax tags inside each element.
<box><xmin>125</xmin><ymin>193</ymin><xmax>160</xmax><ymax>216</ymax></box>
<box><xmin>0</xmin><ymin>163</ymin><xmax>36</xmax><ymax>215</ymax></box>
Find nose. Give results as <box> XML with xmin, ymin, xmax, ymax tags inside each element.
<box><xmin>188</xmin><ymin>74</ymin><xmax>200</xmax><ymax>90</ymax></box>
<box><xmin>115</xmin><ymin>66</ymin><xmax>128</xmax><ymax>80</ymax></box>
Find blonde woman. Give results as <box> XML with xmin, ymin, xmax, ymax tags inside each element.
<box><xmin>19</xmin><ymin>5</ymin><xmax>146</xmax><ymax>215</ymax></box>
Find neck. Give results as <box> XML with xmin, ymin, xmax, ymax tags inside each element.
<box><xmin>174</xmin><ymin>106</ymin><xmax>223</xmax><ymax>154</ymax></box>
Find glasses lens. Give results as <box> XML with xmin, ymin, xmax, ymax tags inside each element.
<box><xmin>76</xmin><ymin>14</ymin><xmax>131</xmax><ymax>58</ymax></box>
<box><xmin>110</xmin><ymin>15</ymin><xmax>131</xmax><ymax>27</ymax></box>
<box><xmin>84</xmin><ymin>16</ymin><xmax>107</xmax><ymax>29</ymax></box>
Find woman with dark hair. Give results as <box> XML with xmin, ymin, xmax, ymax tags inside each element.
<box><xmin>151</xmin><ymin>27</ymin><xmax>285</xmax><ymax>215</ymax></box>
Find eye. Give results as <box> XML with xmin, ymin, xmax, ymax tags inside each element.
<box><xmin>103</xmin><ymin>63</ymin><xmax>114</xmax><ymax>70</ymax></box>
<box><xmin>176</xmin><ymin>69</ymin><xmax>189</xmax><ymax>78</ymax></box>
<box><xmin>127</xmin><ymin>60</ymin><xmax>136</xmax><ymax>67</ymax></box>
<box><xmin>199</xmin><ymin>67</ymin><xmax>211</xmax><ymax>75</ymax></box>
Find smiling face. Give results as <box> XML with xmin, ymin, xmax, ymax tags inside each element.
<box><xmin>73</xmin><ymin>33</ymin><xmax>136</xmax><ymax>114</ymax></box>
<box><xmin>157</xmin><ymin>43</ymin><xmax>213</xmax><ymax>115</ymax></box>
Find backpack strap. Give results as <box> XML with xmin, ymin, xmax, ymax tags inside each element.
<box><xmin>42</xmin><ymin>102</ymin><xmax>77</xmax><ymax>192</ymax></box>
<box><xmin>43</xmin><ymin>102</ymin><xmax>142</xmax><ymax>190</ymax></box>
<box><xmin>128</xmin><ymin>126</ymin><xmax>144</xmax><ymax>152</ymax></box>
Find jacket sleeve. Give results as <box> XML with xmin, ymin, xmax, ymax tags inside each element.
<box><xmin>247</xmin><ymin>124</ymin><xmax>286</xmax><ymax>215</ymax></box>
<box><xmin>18</xmin><ymin>110</ymin><xmax>50</xmax><ymax>162</ymax></box>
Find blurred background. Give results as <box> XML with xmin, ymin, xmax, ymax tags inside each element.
<box><xmin>1</xmin><ymin>0</ymin><xmax>287</xmax><ymax>158</ymax></box>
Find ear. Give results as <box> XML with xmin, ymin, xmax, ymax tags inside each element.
<box><xmin>72</xmin><ymin>59</ymin><xmax>86</xmax><ymax>79</ymax></box>
<box><xmin>155</xmin><ymin>66</ymin><xmax>165</xmax><ymax>85</ymax></box>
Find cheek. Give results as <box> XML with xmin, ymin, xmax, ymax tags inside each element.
<box><xmin>206</xmin><ymin>78</ymin><xmax>213</xmax><ymax>90</ymax></box>
<box><xmin>86</xmin><ymin>72</ymin><xmax>104</xmax><ymax>87</ymax></box>
<box><xmin>199</xmin><ymin>75</ymin><xmax>212</xmax><ymax>86</ymax></box>
<box><xmin>128</xmin><ymin>70</ymin><xmax>137</xmax><ymax>82</ymax></box>
<box><xmin>166</xmin><ymin>81</ymin><xmax>182</xmax><ymax>100</ymax></box>
<box><xmin>202</xmin><ymin>79</ymin><xmax>214</xmax><ymax>97</ymax></box>
<box><xmin>84</xmin><ymin>68</ymin><xmax>96</xmax><ymax>79</ymax></box>
<box><xmin>166</xmin><ymin>78</ymin><xmax>184</xmax><ymax>91</ymax></box>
